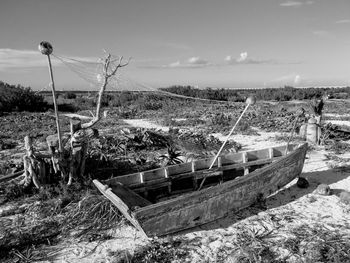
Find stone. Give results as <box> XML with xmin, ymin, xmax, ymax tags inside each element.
<box><xmin>296</xmin><ymin>177</ymin><xmax>309</xmax><ymax>188</ymax></box>
<box><xmin>313</xmin><ymin>184</ymin><xmax>331</xmax><ymax>195</ymax></box>
<box><xmin>339</xmin><ymin>191</ymin><xmax>350</xmax><ymax>205</ymax></box>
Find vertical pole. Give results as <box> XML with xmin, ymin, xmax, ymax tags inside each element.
<box><xmin>209</xmin><ymin>103</ymin><xmax>250</xmax><ymax>170</ymax></box>
<box><xmin>285</xmin><ymin>108</ymin><xmax>304</xmax><ymax>155</ymax></box>
<box><xmin>285</xmin><ymin>116</ymin><xmax>299</xmax><ymax>155</ymax></box>
<box><xmin>47</xmin><ymin>55</ymin><xmax>63</xmax><ymax>153</ymax></box>
<box><xmin>198</xmin><ymin>103</ymin><xmax>251</xmax><ymax>191</ymax></box>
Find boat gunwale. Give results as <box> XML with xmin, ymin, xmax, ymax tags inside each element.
<box><xmin>133</xmin><ymin>142</ymin><xmax>308</xmax><ymax>213</ymax></box>
<box><xmin>105</xmin><ymin>143</ymin><xmax>300</xmax><ymax>186</ymax></box>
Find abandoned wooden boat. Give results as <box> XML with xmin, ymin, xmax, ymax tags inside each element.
<box><xmin>93</xmin><ymin>143</ymin><xmax>308</xmax><ymax>237</ymax></box>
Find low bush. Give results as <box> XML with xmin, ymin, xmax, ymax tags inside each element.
<box><xmin>63</xmin><ymin>91</ymin><xmax>77</xmax><ymax>99</ymax></box>
<box><xmin>0</xmin><ymin>81</ymin><xmax>48</xmax><ymax>112</ymax></box>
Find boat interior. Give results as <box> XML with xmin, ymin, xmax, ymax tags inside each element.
<box><xmin>102</xmin><ymin>144</ymin><xmax>297</xmax><ymax>204</ymax></box>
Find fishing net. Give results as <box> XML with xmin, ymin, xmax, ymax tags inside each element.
<box><xmin>53</xmin><ymin>54</ymin><xmax>141</xmax><ymax>90</ymax></box>
<box><xmin>52</xmin><ymin>52</ymin><xmax>228</xmax><ymax>102</ymax></box>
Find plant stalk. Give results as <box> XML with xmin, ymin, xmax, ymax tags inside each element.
<box><xmin>47</xmin><ymin>55</ymin><xmax>63</xmax><ymax>152</ymax></box>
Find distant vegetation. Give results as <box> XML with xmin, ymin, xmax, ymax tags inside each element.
<box><xmin>0</xmin><ymin>81</ymin><xmax>48</xmax><ymax>113</ymax></box>
<box><xmin>2</xmin><ymin>80</ymin><xmax>350</xmax><ymax>114</ymax></box>
<box><xmin>58</xmin><ymin>85</ymin><xmax>350</xmax><ymax>113</ymax></box>
<box><xmin>162</xmin><ymin>85</ymin><xmax>350</xmax><ymax>102</ymax></box>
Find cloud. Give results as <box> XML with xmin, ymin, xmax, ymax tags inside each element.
<box><xmin>165</xmin><ymin>56</ymin><xmax>211</xmax><ymax>68</ymax></box>
<box><xmin>168</xmin><ymin>61</ymin><xmax>181</xmax><ymax>68</ymax></box>
<box><xmin>0</xmin><ymin>48</ymin><xmax>98</xmax><ymax>71</ymax></box>
<box><xmin>225</xmin><ymin>52</ymin><xmax>273</xmax><ymax>65</ymax></box>
<box><xmin>280</xmin><ymin>1</ymin><xmax>313</xmax><ymax>7</ymax></box>
<box><xmin>143</xmin><ymin>53</ymin><xmax>300</xmax><ymax>69</ymax></box>
<box><xmin>0</xmin><ymin>49</ymin><xmax>52</xmax><ymax>70</ymax></box>
<box><xmin>187</xmin><ymin>57</ymin><xmax>209</xmax><ymax>65</ymax></box>
<box><xmin>335</xmin><ymin>19</ymin><xmax>350</xmax><ymax>24</ymax></box>
<box><xmin>236</xmin><ymin>52</ymin><xmax>248</xmax><ymax>62</ymax></box>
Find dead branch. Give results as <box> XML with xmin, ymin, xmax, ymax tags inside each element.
<box><xmin>81</xmin><ymin>55</ymin><xmax>130</xmax><ymax>129</ymax></box>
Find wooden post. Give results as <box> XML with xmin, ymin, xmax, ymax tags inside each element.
<box><xmin>285</xmin><ymin>108</ymin><xmax>304</xmax><ymax>155</ymax></box>
<box><xmin>242</xmin><ymin>152</ymin><xmax>249</xmax><ymax>175</ymax></box>
<box><xmin>39</xmin><ymin>41</ymin><xmax>63</xmax><ymax>153</ymax></box>
<box><xmin>47</xmin><ymin>55</ymin><xmax>63</xmax><ymax>152</ymax></box>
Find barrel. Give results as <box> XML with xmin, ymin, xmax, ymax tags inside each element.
<box><xmin>306</xmin><ymin>118</ymin><xmax>321</xmax><ymax>144</ymax></box>
<box><xmin>299</xmin><ymin>124</ymin><xmax>307</xmax><ymax>140</ymax></box>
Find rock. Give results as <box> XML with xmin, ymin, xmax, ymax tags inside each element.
<box><xmin>313</xmin><ymin>184</ymin><xmax>331</xmax><ymax>195</ymax></box>
<box><xmin>339</xmin><ymin>191</ymin><xmax>350</xmax><ymax>205</ymax></box>
<box><xmin>297</xmin><ymin>177</ymin><xmax>309</xmax><ymax>188</ymax></box>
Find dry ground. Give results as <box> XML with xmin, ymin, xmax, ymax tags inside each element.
<box><xmin>37</xmin><ymin>119</ymin><xmax>350</xmax><ymax>263</ymax></box>
<box><xmin>1</xmin><ymin>101</ymin><xmax>350</xmax><ymax>262</ymax></box>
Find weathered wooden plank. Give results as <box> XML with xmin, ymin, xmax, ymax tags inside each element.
<box><xmin>106</xmin><ymin>172</ymin><xmax>141</xmax><ymax>186</ymax></box>
<box><xmin>128</xmin><ymin>157</ymin><xmax>281</xmax><ymax>191</ymax></box>
<box><xmin>109</xmin><ymin>182</ymin><xmax>152</xmax><ymax>208</ymax></box>
<box><xmin>220</xmin><ymin>156</ymin><xmax>282</xmax><ymax>171</ymax></box>
<box><xmin>242</xmin><ymin>152</ymin><xmax>249</xmax><ymax>175</ymax></box>
<box><xmin>130</xmin><ymin>178</ymin><xmax>171</xmax><ymax>190</ymax></box>
<box><xmin>246</xmin><ymin>148</ymin><xmax>270</xmax><ymax>161</ymax></box>
<box><xmin>217</xmin><ymin>156</ymin><xmax>222</xmax><ymax>167</ymax></box>
<box><xmin>171</xmin><ymin>169</ymin><xmax>222</xmax><ymax>180</ymax></box>
<box><xmin>195</xmin><ymin>157</ymin><xmax>218</xmax><ymax>170</ymax></box>
<box><xmin>92</xmin><ymin>180</ymin><xmax>148</xmax><ymax>237</ymax></box>
<box><xmin>167</xmin><ymin>162</ymin><xmax>192</xmax><ymax>175</ymax></box>
<box><xmin>138</xmin><ymin>193</ymin><xmax>252</xmax><ymax>236</ymax></box>
<box><xmin>273</xmin><ymin>145</ymin><xmax>293</xmax><ymax>157</ymax></box>
<box><xmin>220</xmin><ymin>152</ymin><xmax>243</xmax><ymax>166</ymax></box>
<box><xmin>105</xmin><ymin>144</ymin><xmax>295</xmax><ymax>188</ymax></box>
<box><xmin>143</xmin><ymin>168</ymin><xmax>166</xmax><ymax>182</ymax></box>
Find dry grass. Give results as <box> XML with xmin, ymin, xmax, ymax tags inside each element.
<box><xmin>129</xmin><ymin>237</ymin><xmax>188</xmax><ymax>263</ymax></box>
<box><xmin>220</xmin><ymin>222</ymin><xmax>350</xmax><ymax>263</ymax></box>
<box><xmin>63</xmin><ymin>193</ymin><xmax>123</xmax><ymax>240</ymax></box>
<box><xmin>0</xmin><ymin>191</ymin><xmax>124</xmax><ymax>261</ymax></box>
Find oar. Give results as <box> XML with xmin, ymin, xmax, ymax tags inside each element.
<box><xmin>285</xmin><ymin>107</ymin><xmax>305</xmax><ymax>155</ymax></box>
<box><xmin>198</xmin><ymin>96</ymin><xmax>256</xmax><ymax>191</ymax></box>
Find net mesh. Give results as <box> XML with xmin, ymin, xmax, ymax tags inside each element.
<box><xmin>53</xmin><ymin>52</ymin><xmax>228</xmax><ymax>103</ymax></box>
<box><xmin>54</xmin><ymin>53</ymin><xmax>157</xmax><ymax>92</ymax></box>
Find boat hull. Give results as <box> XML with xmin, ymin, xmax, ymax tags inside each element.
<box><xmin>94</xmin><ymin>143</ymin><xmax>308</xmax><ymax>237</ymax></box>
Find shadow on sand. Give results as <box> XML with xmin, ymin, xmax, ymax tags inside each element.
<box><xmin>177</xmin><ymin>167</ymin><xmax>350</xmax><ymax>235</ymax></box>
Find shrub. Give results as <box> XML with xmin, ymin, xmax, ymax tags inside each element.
<box><xmin>63</xmin><ymin>91</ymin><xmax>77</xmax><ymax>99</ymax></box>
<box><xmin>0</xmin><ymin>81</ymin><xmax>48</xmax><ymax>112</ymax></box>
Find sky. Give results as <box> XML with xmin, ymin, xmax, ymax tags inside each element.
<box><xmin>0</xmin><ymin>0</ymin><xmax>349</xmax><ymax>90</ymax></box>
